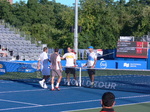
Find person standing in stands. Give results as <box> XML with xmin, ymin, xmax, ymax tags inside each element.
<box><xmin>83</xmin><ymin>46</ymin><xmax>97</xmax><ymax>88</ymax></box>
<box><xmin>50</xmin><ymin>48</ymin><xmax>62</xmax><ymax>91</ymax></box>
<box><xmin>0</xmin><ymin>47</ymin><xmax>8</xmax><ymax>57</ymax></box>
<box><xmin>62</xmin><ymin>47</ymin><xmax>78</xmax><ymax>86</ymax></box>
<box><xmin>100</xmin><ymin>92</ymin><xmax>116</xmax><ymax>112</ymax></box>
<box><xmin>37</xmin><ymin>47</ymin><xmax>50</xmax><ymax>89</ymax></box>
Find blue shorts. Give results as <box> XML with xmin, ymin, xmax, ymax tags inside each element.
<box><xmin>41</xmin><ymin>60</ymin><xmax>50</xmax><ymax>76</ymax></box>
<box><xmin>41</xmin><ymin>66</ymin><xmax>50</xmax><ymax>76</ymax></box>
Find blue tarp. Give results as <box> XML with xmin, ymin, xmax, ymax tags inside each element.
<box><xmin>0</xmin><ymin>60</ymin><xmax>147</xmax><ymax>73</ymax></box>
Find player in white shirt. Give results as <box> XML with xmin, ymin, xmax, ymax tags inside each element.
<box><xmin>83</xmin><ymin>46</ymin><xmax>97</xmax><ymax>88</ymax></box>
<box><xmin>62</xmin><ymin>47</ymin><xmax>78</xmax><ymax>86</ymax></box>
<box><xmin>37</xmin><ymin>47</ymin><xmax>50</xmax><ymax>89</ymax></box>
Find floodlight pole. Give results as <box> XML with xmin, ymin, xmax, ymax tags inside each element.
<box><xmin>74</xmin><ymin>0</ymin><xmax>78</xmax><ymax>59</ymax></box>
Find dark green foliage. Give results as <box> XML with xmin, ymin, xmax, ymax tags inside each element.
<box><xmin>0</xmin><ymin>0</ymin><xmax>149</xmax><ymax>49</ymax></box>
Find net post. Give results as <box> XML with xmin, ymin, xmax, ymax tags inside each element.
<box><xmin>79</xmin><ymin>67</ymin><xmax>82</xmax><ymax>87</ymax></box>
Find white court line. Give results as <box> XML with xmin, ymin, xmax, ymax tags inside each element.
<box><xmin>0</xmin><ymin>89</ymin><xmax>44</xmax><ymax>94</ymax></box>
<box><xmin>0</xmin><ymin>99</ymin><xmax>42</xmax><ymax>106</ymax></box>
<box><xmin>61</xmin><ymin>87</ymin><xmax>81</xmax><ymax>89</ymax></box>
<box><xmin>62</xmin><ymin>101</ymin><xmax>150</xmax><ymax>112</ymax></box>
<box><xmin>0</xmin><ymin>94</ymin><xmax>150</xmax><ymax>111</ymax></box>
<box><xmin>0</xmin><ymin>99</ymin><xmax>99</xmax><ymax>111</ymax></box>
<box><xmin>116</xmin><ymin>94</ymin><xmax>150</xmax><ymax>99</ymax></box>
<box><xmin>0</xmin><ymin>105</ymin><xmax>40</xmax><ymax>111</ymax></box>
<box><xmin>0</xmin><ymin>87</ymin><xmax>81</xmax><ymax>94</ymax></box>
<box><xmin>0</xmin><ymin>81</ymin><xmax>14</xmax><ymax>83</ymax></box>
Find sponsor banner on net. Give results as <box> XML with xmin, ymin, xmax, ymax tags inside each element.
<box><xmin>62</xmin><ymin>77</ymin><xmax>117</xmax><ymax>90</ymax></box>
<box><xmin>0</xmin><ymin>62</ymin><xmax>6</xmax><ymax>75</ymax></box>
<box><xmin>100</xmin><ymin>61</ymin><xmax>107</xmax><ymax>69</ymax></box>
<box><xmin>118</xmin><ymin>61</ymin><xmax>147</xmax><ymax>69</ymax></box>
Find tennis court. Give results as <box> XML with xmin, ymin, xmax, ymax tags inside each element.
<box><xmin>0</xmin><ymin>79</ymin><xmax>150</xmax><ymax>112</ymax></box>
<box><xmin>70</xmin><ymin>102</ymin><xmax>150</xmax><ymax>112</ymax></box>
<box><xmin>0</xmin><ymin>62</ymin><xmax>150</xmax><ymax>112</ymax></box>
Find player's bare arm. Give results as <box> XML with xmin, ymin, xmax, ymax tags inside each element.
<box><xmin>74</xmin><ymin>59</ymin><xmax>77</xmax><ymax>67</ymax></box>
<box><xmin>83</xmin><ymin>63</ymin><xmax>87</xmax><ymax>67</ymax></box>
<box><xmin>58</xmin><ymin>61</ymin><xmax>63</xmax><ymax>72</ymax></box>
<box><xmin>61</xmin><ymin>57</ymin><xmax>64</xmax><ymax>60</ymax></box>
<box><xmin>37</xmin><ymin>60</ymin><xmax>41</xmax><ymax>70</ymax></box>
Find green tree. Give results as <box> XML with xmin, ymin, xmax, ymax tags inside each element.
<box><xmin>79</xmin><ymin>0</ymin><xmax>120</xmax><ymax>49</ymax></box>
<box><xmin>0</xmin><ymin>0</ymin><xmax>149</xmax><ymax>49</ymax></box>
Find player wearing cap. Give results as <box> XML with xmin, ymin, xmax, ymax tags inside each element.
<box><xmin>37</xmin><ymin>47</ymin><xmax>50</xmax><ymax>89</ymax></box>
<box><xmin>83</xmin><ymin>46</ymin><xmax>97</xmax><ymax>88</ymax></box>
<box><xmin>100</xmin><ymin>92</ymin><xmax>116</xmax><ymax>112</ymax></box>
<box><xmin>62</xmin><ymin>47</ymin><xmax>78</xmax><ymax>86</ymax></box>
<box><xmin>50</xmin><ymin>48</ymin><xmax>62</xmax><ymax>91</ymax></box>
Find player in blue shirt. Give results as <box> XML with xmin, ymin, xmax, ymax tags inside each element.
<box><xmin>84</xmin><ymin>46</ymin><xmax>97</xmax><ymax>88</ymax></box>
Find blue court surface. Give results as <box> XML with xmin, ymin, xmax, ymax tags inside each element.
<box><xmin>0</xmin><ymin>80</ymin><xmax>150</xmax><ymax>112</ymax></box>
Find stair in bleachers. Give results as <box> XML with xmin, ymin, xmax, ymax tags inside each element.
<box><xmin>0</xmin><ymin>25</ymin><xmax>43</xmax><ymax>61</ymax></box>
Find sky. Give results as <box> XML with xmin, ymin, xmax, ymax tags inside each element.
<box><xmin>13</xmin><ymin>0</ymin><xmax>129</xmax><ymax>6</ymax></box>
<box><xmin>13</xmin><ymin>0</ymin><xmax>76</xmax><ymax>6</ymax></box>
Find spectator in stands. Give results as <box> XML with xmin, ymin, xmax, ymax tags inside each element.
<box><xmin>100</xmin><ymin>92</ymin><xmax>116</xmax><ymax>112</ymax></box>
<box><xmin>0</xmin><ymin>47</ymin><xmax>8</xmax><ymax>57</ymax></box>
<box><xmin>71</xmin><ymin>49</ymin><xmax>76</xmax><ymax>54</ymax></box>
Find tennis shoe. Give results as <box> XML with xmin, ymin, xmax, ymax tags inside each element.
<box><xmin>39</xmin><ymin>81</ymin><xmax>44</xmax><ymax>88</ymax></box>
<box><xmin>51</xmin><ymin>88</ymin><xmax>56</xmax><ymax>91</ymax></box>
<box><xmin>90</xmin><ymin>85</ymin><xmax>94</xmax><ymax>88</ymax></box>
<box><xmin>55</xmin><ymin>87</ymin><xmax>60</xmax><ymax>91</ymax></box>
<box><xmin>43</xmin><ymin>83</ymin><xmax>48</xmax><ymax>89</ymax></box>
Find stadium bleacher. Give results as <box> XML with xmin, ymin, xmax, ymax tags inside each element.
<box><xmin>0</xmin><ymin>25</ymin><xmax>43</xmax><ymax>61</ymax></box>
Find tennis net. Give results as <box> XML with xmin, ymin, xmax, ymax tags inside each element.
<box><xmin>0</xmin><ymin>61</ymin><xmax>78</xmax><ymax>83</ymax></box>
<box><xmin>0</xmin><ymin>61</ymin><xmax>41</xmax><ymax>82</ymax></box>
<box><xmin>76</xmin><ymin>68</ymin><xmax>150</xmax><ymax>93</ymax></box>
<box><xmin>0</xmin><ymin>61</ymin><xmax>150</xmax><ymax>93</ymax></box>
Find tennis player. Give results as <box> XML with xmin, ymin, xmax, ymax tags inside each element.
<box><xmin>62</xmin><ymin>47</ymin><xmax>78</xmax><ymax>86</ymax></box>
<box><xmin>37</xmin><ymin>47</ymin><xmax>50</xmax><ymax>89</ymax></box>
<box><xmin>83</xmin><ymin>46</ymin><xmax>97</xmax><ymax>88</ymax></box>
<box><xmin>50</xmin><ymin>48</ymin><xmax>62</xmax><ymax>91</ymax></box>
<box><xmin>100</xmin><ymin>92</ymin><xmax>116</xmax><ymax>112</ymax></box>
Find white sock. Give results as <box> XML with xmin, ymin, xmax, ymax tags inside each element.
<box><xmin>91</xmin><ymin>82</ymin><xmax>94</xmax><ymax>85</ymax></box>
<box><xmin>56</xmin><ymin>83</ymin><xmax>59</xmax><ymax>87</ymax></box>
<box><xmin>75</xmin><ymin>80</ymin><xmax>78</xmax><ymax>86</ymax></box>
<box><xmin>51</xmin><ymin>84</ymin><xmax>54</xmax><ymax>89</ymax></box>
